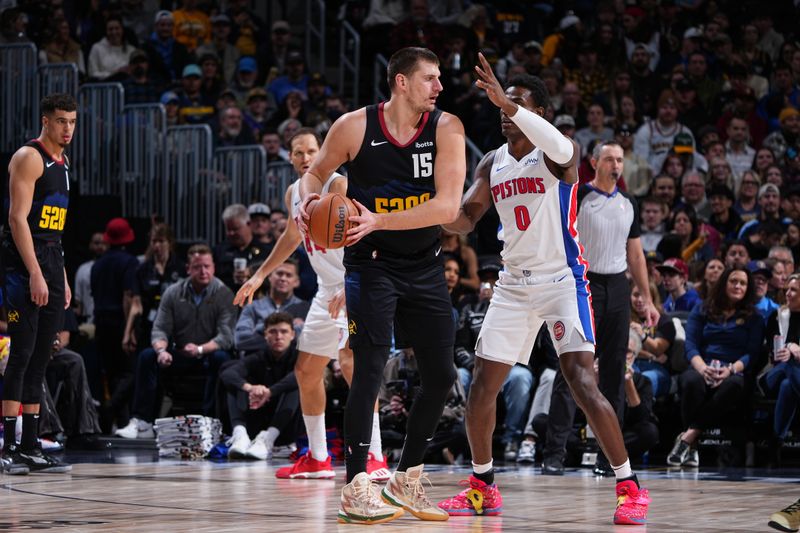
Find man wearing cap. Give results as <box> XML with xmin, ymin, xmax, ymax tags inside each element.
<box><xmin>749</xmin><ymin>260</ymin><xmax>780</xmax><ymax>320</ymax></box>
<box><xmin>656</xmin><ymin>258</ymin><xmax>700</xmax><ymax>313</ymax></box>
<box><xmin>724</xmin><ymin>116</ymin><xmax>756</xmax><ymax>179</ymax></box>
<box><xmin>176</xmin><ymin>64</ymin><xmax>215</xmax><ymax>124</ymax></box>
<box><xmin>243</xmin><ymin>88</ymin><xmax>274</xmax><ymax>138</ymax></box>
<box><xmin>143</xmin><ymin>10</ymin><xmax>192</xmax><ymax>82</ymax></box>
<box><xmin>763</xmin><ymin>107</ymin><xmax>800</xmax><ymax>161</ymax></box>
<box><xmin>247</xmin><ymin>203</ymin><xmax>274</xmax><ymax>248</ymax></box>
<box><xmin>213</xmin><ymin>204</ymin><xmax>271</xmax><ymax>291</ymax></box>
<box><xmin>257</xmin><ymin>21</ymin><xmax>292</xmax><ymax>83</ymax></box>
<box><xmin>196</xmin><ymin>14</ymin><xmax>240</xmax><ymax>83</ymax></box>
<box><xmin>91</xmin><ymin>218</ymin><xmax>140</xmax><ymax>432</ymax></box>
<box><xmin>673</xmin><ymin>131</ymin><xmax>708</xmax><ymax>174</ymax></box>
<box><xmin>708</xmin><ymin>185</ymin><xmax>742</xmax><ymax>240</ymax></box>
<box><xmin>172</xmin><ymin>0</ymin><xmax>210</xmax><ymax>52</ymax></box>
<box><xmin>229</xmin><ymin>56</ymin><xmax>259</xmax><ymax>105</ymax></box>
<box><xmin>122</xmin><ymin>49</ymin><xmax>164</xmax><ymax>105</ymax></box>
<box><xmin>554</xmin><ymin>115</ymin><xmax>576</xmax><ymax>138</ymax></box>
<box><xmin>738</xmin><ymin>183</ymin><xmax>785</xmax><ymax>240</ymax></box>
<box><xmin>267</xmin><ymin>51</ymin><xmax>309</xmax><ymax>105</ymax></box>
<box><xmin>634</xmin><ymin>89</ymin><xmax>696</xmax><ymax>173</ymax></box>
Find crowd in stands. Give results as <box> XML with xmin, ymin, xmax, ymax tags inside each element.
<box><xmin>2</xmin><ymin>0</ymin><xmax>800</xmax><ymax>467</ymax></box>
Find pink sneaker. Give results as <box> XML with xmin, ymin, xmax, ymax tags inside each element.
<box><xmin>275</xmin><ymin>451</ymin><xmax>335</xmax><ymax>479</ymax></box>
<box><xmin>614</xmin><ymin>479</ymin><xmax>650</xmax><ymax>525</ymax></box>
<box><xmin>437</xmin><ymin>475</ymin><xmax>503</xmax><ymax>516</ymax></box>
<box><xmin>366</xmin><ymin>452</ymin><xmax>391</xmax><ymax>482</ymax></box>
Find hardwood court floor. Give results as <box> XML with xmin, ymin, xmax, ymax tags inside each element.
<box><xmin>0</xmin><ymin>451</ymin><xmax>794</xmax><ymax>532</ymax></box>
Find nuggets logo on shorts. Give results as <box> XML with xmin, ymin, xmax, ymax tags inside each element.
<box><xmin>553</xmin><ymin>321</ymin><xmax>565</xmax><ymax>341</ymax></box>
<box><xmin>348</xmin><ymin>319</ymin><xmax>357</xmax><ymax>335</ymax></box>
<box><xmin>7</xmin><ymin>310</ymin><xmax>19</xmax><ymax>323</ymax></box>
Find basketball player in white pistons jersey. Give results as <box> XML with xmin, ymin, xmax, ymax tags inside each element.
<box><xmin>235</xmin><ymin>128</ymin><xmax>389</xmax><ymax>481</ymax></box>
<box><xmin>437</xmin><ymin>54</ymin><xmax>650</xmax><ymax>525</ymax></box>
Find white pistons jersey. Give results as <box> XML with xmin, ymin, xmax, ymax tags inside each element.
<box><xmin>489</xmin><ymin>144</ymin><xmax>588</xmax><ymax>278</ymax></box>
<box><xmin>290</xmin><ymin>173</ymin><xmax>346</xmax><ymax>288</ymax></box>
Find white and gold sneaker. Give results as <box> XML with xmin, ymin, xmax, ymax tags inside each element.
<box><xmin>338</xmin><ymin>472</ymin><xmax>404</xmax><ymax>525</ymax></box>
<box><xmin>381</xmin><ymin>464</ymin><xmax>449</xmax><ymax>521</ymax></box>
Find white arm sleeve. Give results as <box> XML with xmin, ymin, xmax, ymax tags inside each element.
<box><xmin>508</xmin><ymin>105</ymin><xmax>574</xmax><ymax>165</ymax></box>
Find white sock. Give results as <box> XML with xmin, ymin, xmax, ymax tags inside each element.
<box><xmin>472</xmin><ymin>460</ymin><xmax>493</xmax><ymax>475</ymax></box>
<box><xmin>303</xmin><ymin>414</ymin><xmax>328</xmax><ymax>461</ymax></box>
<box><xmin>611</xmin><ymin>459</ymin><xmax>633</xmax><ymax>480</ymax></box>
<box><xmin>263</xmin><ymin>427</ymin><xmax>280</xmax><ymax>449</ymax></box>
<box><xmin>368</xmin><ymin>412</ymin><xmax>383</xmax><ymax>461</ymax></box>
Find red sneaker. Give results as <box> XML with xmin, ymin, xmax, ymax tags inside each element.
<box><xmin>275</xmin><ymin>451</ymin><xmax>335</xmax><ymax>479</ymax></box>
<box><xmin>437</xmin><ymin>475</ymin><xmax>503</xmax><ymax>516</ymax></box>
<box><xmin>366</xmin><ymin>452</ymin><xmax>391</xmax><ymax>482</ymax></box>
<box><xmin>613</xmin><ymin>479</ymin><xmax>650</xmax><ymax>525</ymax></box>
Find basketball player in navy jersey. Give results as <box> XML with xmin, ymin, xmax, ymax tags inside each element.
<box><xmin>436</xmin><ymin>54</ymin><xmax>651</xmax><ymax>525</ymax></box>
<box><xmin>297</xmin><ymin>47</ymin><xmax>465</xmax><ymax>524</ymax></box>
<box><xmin>1</xmin><ymin>94</ymin><xmax>76</xmax><ymax>475</ymax></box>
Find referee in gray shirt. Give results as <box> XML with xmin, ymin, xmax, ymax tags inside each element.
<box><xmin>542</xmin><ymin>141</ymin><xmax>659</xmax><ymax>475</ymax></box>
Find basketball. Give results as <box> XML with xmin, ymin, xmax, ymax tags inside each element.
<box><xmin>307</xmin><ymin>193</ymin><xmax>358</xmax><ymax>249</ymax></box>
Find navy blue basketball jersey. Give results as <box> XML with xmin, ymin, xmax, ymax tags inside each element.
<box><xmin>346</xmin><ymin>102</ymin><xmax>442</xmax><ymax>261</ymax></box>
<box><xmin>2</xmin><ymin>140</ymin><xmax>70</xmax><ymax>244</ymax></box>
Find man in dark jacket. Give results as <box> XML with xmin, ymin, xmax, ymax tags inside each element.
<box><xmin>116</xmin><ymin>244</ymin><xmax>235</xmax><ymax>439</ymax></box>
<box><xmin>221</xmin><ymin>311</ymin><xmax>302</xmax><ymax>460</ymax></box>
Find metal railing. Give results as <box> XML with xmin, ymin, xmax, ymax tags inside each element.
<box><xmin>373</xmin><ymin>54</ymin><xmax>389</xmax><ymax>103</ymax></box>
<box><xmin>38</xmin><ymin>63</ymin><xmax>79</xmax><ymax>103</ymax></box>
<box><xmin>0</xmin><ymin>44</ymin><xmax>38</xmax><ymax>153</ymax></box>
<box><xmin>465</xmin><ymin>137</ymin><xmax>485</xmax><ymax>186</ymax></box>
<box><xmin>121</xmin><ymin>103</ymin><xmax>166</xmax><ymax>218</ymax></box>
<box><xmin>164</xmin><ymin>125</ymin><xmax>214</xmax><ymax>244</ymax></box>
<box><xmin>75</xmin><ymin>83</ymin><xmax>125</xmax><ymax>196</ymax></box>
<box><xmin>304</xmin><ymin>0</ymin><xmax>326</xmax><ymax>74</ymax></box>
<box><xmin>261</xmin><ymin>161</ymin><xmax>297</xmax><ymax>210</ymax></box>
<box><xmin>208</xmin><ymin>145</ymin><xmax>268</xmax><ymax>244</ymax></box>
<box><xmin>339</xmin><ymin>21</ymin><xmax>360</xmax><ymax>107</ymax></box>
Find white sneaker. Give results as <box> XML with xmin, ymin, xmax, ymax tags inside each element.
<box><xmin>227</xmin><ymin>427</ymin><xmax>251</xmax><ymax>459</ymax></box>
<box><xmin>272</xmin><ymin>442</ymin><xmax>297</xmax><ymax>458</ymax></box>
<box><xmin>381</xmin><ymin>464</ymin><xmax>449</xmax><ymax>521</ymax></box>
<box><xmin>516</xmin><ymin>439</ymin><xmax>536</xmax><ymax>464</ymax></box>
<box><xmin>245</xmin><ymin>431</ymin><xmax>271</xmax><ymax>460</ymax></box>
<box><xmin>115</xmin><ymin>418</ymin><xmax>154</xmax><ymax>439</ymax></box>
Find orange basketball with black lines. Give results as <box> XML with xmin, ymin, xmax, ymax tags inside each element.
<box><xmin>307</xmin><ymin>193</ymin><xmax>358</xmax><ymax>249</ymax></box>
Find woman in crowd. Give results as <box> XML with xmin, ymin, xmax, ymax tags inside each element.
<box><xmin>667</xmin><ymin>267</ymin><xmax>764</xmax><ymax>467</ymax></box>
<box><xmin>695</xmin><ymin>258</ymin><xmax>725</xmax><ymax>300</ymax></box>
<box><xmin>660</xmin><ymin>151</ymin><xmax>686</xmax><ymax>183</ymax></box>
<box><xmin>708</xmin><ymin>156</ymin><xmax>736</xmax><ymax>191</ymax></box>
<box><xmin>630</xmin><ymin>281</ymin><xmax>675</xmax><ymax>398</ymax></box>
<box><xmin>39</xmin><ymin>18</ymin><xmax>86</xmax><ymax>75</ymax></box>
<box><xmin>441</xmin><ymin>229</ymin><xmax>480</xmax><ymax>291</ymax></box>
<box><xmin>764</xmin><ymin>164</ymin><xmax>785</xmax><ymax>188</ymax></box>
<box><xmin>123</xmin><ymin>223</ymin><xmax>183</xmax><ymax>356</ymax></box>
<box><xmin>734</xmin><ymin>170</ymin><xmax>761</xmax><ymax>223</ymax></box>
<box><xmin>767</xmin><ymin>257</ymin><xmax>788</xmax><ymax>305</ymax></box>
<box><xmin>671</xmin><ymin>205</ymin><xmax>714</xmax><ymax>263</ymax></box>
<box><xmin>753</xmin><ymin>147</ymin><xmax>777</xmax><ymax>178</ymax></box>
<box><xmin>87</xmin><ymin>16</ymin><xmax>136</xmax><ymax>80</ymax></box>
<box><xmin>761</xmin><ymin>273</ymin><xmax>800</xmax><ymax>462</ymax></box>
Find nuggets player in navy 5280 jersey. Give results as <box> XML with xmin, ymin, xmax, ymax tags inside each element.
<box><xmin>1</xmin><ymin>94</ymin><xmax>77</xmax><ymax>475</ymax></box>
<box><xmin>435</xmin><ymin>54</ymin><xmax>651</xmax><ymax>525</ymax></box>
<box><xmin>296</xmin><ymin>47</ymin><xmax>466</xmax><ymax>525</ymax></box>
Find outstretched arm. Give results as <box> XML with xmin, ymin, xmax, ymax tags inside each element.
<box><xmin>442</xmin><ymin>150</ymin><xmax>495</xmax><ymax>235</ymax></box>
